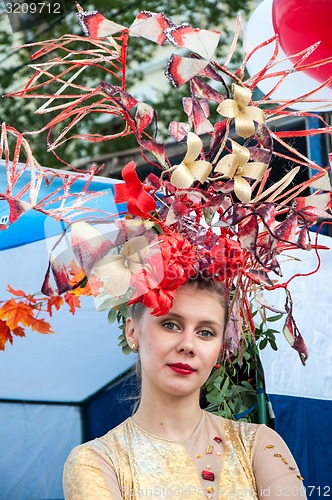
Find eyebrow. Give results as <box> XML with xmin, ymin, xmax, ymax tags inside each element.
<box><xmin>164</xmin><ymin>312</ymin><xmax>224</xmax><ymax>329</ymax></box>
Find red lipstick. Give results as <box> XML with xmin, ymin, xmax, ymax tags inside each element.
<box><xmin>168</xmin><ymin>363</ymin><xmax>195</xmax><ymax>375</ymax></box>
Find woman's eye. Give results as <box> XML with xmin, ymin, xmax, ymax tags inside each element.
<box><xmin>162</xmin><ymin>321</ymin><xmax>179</xmax><ymax>330</ymax></box>
<box><xmin>198</xmin><ymin>329</ymin><xmax>215</xmax><ymax>338</ymax></box>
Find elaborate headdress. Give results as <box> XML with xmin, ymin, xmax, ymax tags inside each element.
<box><xmin>1</xmin><ymin>4</ymin><xmax>332</xmax><ymax>363</ymax></box>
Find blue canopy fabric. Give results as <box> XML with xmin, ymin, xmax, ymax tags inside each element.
<box><xmin>0</xmin><ymin>160</ymin><xmax>126</xmax><ymax>250</ymax></box>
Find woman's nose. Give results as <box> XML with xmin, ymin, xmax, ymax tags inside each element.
<box><xmin>176</xmin><ymin>329</ymin><xmax>195</xmax><ymax>355</ymax></box>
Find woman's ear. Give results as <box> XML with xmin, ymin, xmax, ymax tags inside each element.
<box><xmin>125</xmin><ymin>317</ymin><xmax>139</xmax><ymax>351</ymax></box>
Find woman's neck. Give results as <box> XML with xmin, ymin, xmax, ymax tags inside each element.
<box><xmin>132</xmin><ymin>392</ymin><xmax>203</xmax><ymax>442</ymax></box>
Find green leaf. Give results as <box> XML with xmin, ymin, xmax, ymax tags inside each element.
<box><xmin>97</xmin><ymin>297</ymin><xmax>117</xmax><ymax>311</ymax></box>
<box><xmin>267</xmin><ymin>314</ymin><xmax>284</xmax><ymax>322</ymax></box>
<box><xmin>118</xmin><ymin>303</ymin><xmax>128</xmax><ymax>316</ymax></box>
<box><xmin>118</xmin><ymin>338</ymin><xmax>129</xmax><ymax>347</ymax></box>
<box><xmin>206</xmin><ymin>393</ymin><xmax>223</xmax><ymax>405</ymax></box>
<box><xmin>108</xmin><ymin>307</ymin><xmax>118</xmax><ymax>325</ymax></box>
<box><xmin>241</xmin><ymin>380</ymin><xmax>254</xmax><ymax>390</ymax></box>
<box><xmin>269</xmin><ymin>340</ymin><xmax>278</xmax><ymax>351</ymax></box>
<box><xmin>121</xmin><ymin>344</ymin><xmax>132</xmax><ymax>355</ymax></box>
<box><xmin>220</xmin><ymin>378</ymin><xmax>230</xmax><ymax>397</ymax></box>
<box><xmin>259</xmin><ymin>338</ymin><xmax>268</xmax><ymax>350</ymax></box>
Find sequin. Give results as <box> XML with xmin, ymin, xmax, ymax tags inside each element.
<box><xmin>202</xmin><ymin>469</ymin><xmax>215</xmax><ymax>481</ymax></box>
<box><xmin>266</xmin><ymin>444</ymin><xmax>274</xmax><ymax>449</ymax></box>
<box><xmin>206</xmin><ymin>486</ymin><xmax>214</xmax><ymax>498</ymax></box>
<box><xmin>274</xmin><ymin>453</ymin><xmax>282</xmax><ymax>457</ymax></box>
<box><xmin>297</xmin><ymin>475</ymin><xmax>304</xmax><ymax>481</ymax></box>
<box><xmin>216</xmin><ymin>452</ymin><xmax>221</xmax><ymax>457</ymax></box>
<box><xmin>289</xmin><ymin>466</ymin><xmax>296</xmax><ymax>471</ymax></box>
<box><xmin>196</xmin><ymin>454</ymin><xmax>201</xmax><ymax>459</ymax></box>
<box><xmin>206</xmin><ymin>446</ymin><xmax>213</xmax><ymax>454</ymax></box>
<box><xmin>214</xmin><ymin>436</ymin><xmax>222</xmax><ymax>443</ymax></box>
<box><xmin>282</xmin><ymin>458</ymin><xmax>288</xmax><ymax>464</ymax></box>
<box><xmin>206</xmin><ymin>464</ymin><xmax>211</xmax><ymax>470</ymax></box>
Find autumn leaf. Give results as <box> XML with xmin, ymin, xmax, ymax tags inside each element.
<box><xmin>6</xmin><ymin>285</ymin><xmax>26</xmax><ymax>297</ymax></box>
<box><xmin>0</xmin><ymin>319</ymin><xmax>13</xmax><ymax>350</ymax></box>
<box><xmin>68</xmin><ymin>260</ymin><xmax>84</xmax><ymax>277</ymax></box>
<box><xmin>46</xmin><ymin>295</ymin><xmax>64</xmax><ymax>316</ymax></box>
<box><xmin>64</xmin><ymin>292</ymin><xmax>81</xmax><ymax>315</ymax></box>
<box><xmin>29</xmin><ymin>317</ymin><xmax>53</xmax><ymax>334</ymax></box>
<box><xmin>12</xmin><ymin>326</ymin><xmax>25</xmax><ymax>338</ymax></box>
<box><xmin>67</xmin><ymin>260</ymin><xmax>87</xmax><ymax>286</ymax></box>
<box><xmin>0</xmin><ymin>299</ymin><xmax>35</xmax><ymax>330</ymax></box>
<box><xmin>6</xmin><ymin>285</ymin><xmax>36</xmax><ymax>303</ymax></box>
<box><xmin>85</xmin><ymin>274</ymin><xmax>103</xmax><ymax>296</ymax></box>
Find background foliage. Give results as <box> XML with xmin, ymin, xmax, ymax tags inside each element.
<box><xmin>0</xmin><ymin>0</ymin><xmax>251</xmax><ymax>168</ymax></box>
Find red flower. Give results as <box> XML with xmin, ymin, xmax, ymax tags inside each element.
<box><xmin>208</xmin><ymin>237</ymin><xmax>244</xmax><ymax>281</ymax></box>
<box><xmin>128</xmin><ymin>269</ymin><xmax>175</xmax><ymax>316</ymax></box>
<box><xmin>114</xmin><ymin>161</ymin><xmax>157</xmax><ymax>217</ymax></box>
<box><xmin>128</xmin><ymin>232</ymin><xmax>196</xmax><ymax>316</ymax></box>
<box><xmin>157</xmin><ymin>233</ymin><xmax>196</xmax><ymax>290</ymax></box>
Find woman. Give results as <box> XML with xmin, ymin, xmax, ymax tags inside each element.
<box><xmin>63</xmin><ymin>278</ymin><xmax>306</xmax><ymax>499</ymax></box>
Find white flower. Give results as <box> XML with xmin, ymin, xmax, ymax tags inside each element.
<box><xmin>92</xmin><ymin>236</ymin><xmax>150</xmax><ymax>297</ymax></box>
<box><xmin>217</xmin><ymin>83</ymin><xmax>265</xmax><ymax>139</ymax></box>
<box><xmin>170</xmin><ymin>132</ymin><xmax>212</xmax><ymax>188</ymax></box>
<box><xmin>216</xmin><ymin>141</ymin><xmax>267</xmax><ymax>203</ymax></box>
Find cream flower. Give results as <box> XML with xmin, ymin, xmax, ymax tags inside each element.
<box><xmin>170</xmin><ymin>132</ymin><xmax>212</xmax><ymax>188</ymax></box>
<box><xmin>216</xmin><ymin>83</ymin><xmax>265</xmax><ymax>139</ymax></box>
<box><xmin>92</xmin><ymin>236</ymin><xmax>150</xmax><ymax>297</ymax></box>
<box><xmin>215</xmin><ymin>141</ymin><xmax>267</xmax><ymax>203</ymax></box>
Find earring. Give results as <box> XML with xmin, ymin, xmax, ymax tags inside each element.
<box><xmin>131</xmin><ymin>343</ymin><xmax>137</xmax><ymax>350</ymax></box>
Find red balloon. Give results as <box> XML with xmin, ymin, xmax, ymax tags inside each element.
<box><xmin>272</xmin><ymin>0</ymin><xmax>332</xmax><ymax>89</ymax></box>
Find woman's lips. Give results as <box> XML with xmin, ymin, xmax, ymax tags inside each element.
<box><xmin>168</xmin><ymin>363</ymin><xmax>195</xmax><ymax>375</ymax></box>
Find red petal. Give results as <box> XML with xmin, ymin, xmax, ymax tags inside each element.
<box><xmin>121</xmin><ymin>161</ymin><xmax>142</xmax><ymax>197</ymax></box>
<box><xmin>166</xmin><ymin>54</ymin><xmax>209</xmax><ymax>88</ymax></box>
<box><xmin>135</xmin><ymin>102</ymin><xmax>154</xmax><ymax>137</ymax></box>
<box><xmin>76</xmin><ymin>10</ymin><xmax>124</xmax><ymax>37</ymax></box>
<box><xmin>8</xmin><ymin>198</ymin><xmax>30</xmax><ymax>224</ymax></box>
<box><xmin>140</xmin><ymin>140</ymin><xmax>166</xmax><ymax>167</ymax></box>
<box><xmin>128</xmin><ymin>188</ymin><xmax>156</xmax><ymax>217</ymax></box>
<box><xmin>114</xmin><ymin>183</ymin><xmax>130</xmax><ymax>204</ymax></box>
<box><xmin>168</xmin><ymin>121</ymin><xmax>191</xmax><ymax>141</ymax></box>
<box><xmin>130</xmin><ymin>11</ymin><xmax>173</xmax><ymax>45</ymax></box>
<box><xmin>166</xmin><ymin>24</ymin><xmax>220</xmax><ymax>59</ymax></box>
<box><xmin>191</xmin><ymin>77</ymin><xmax>224</xmax><ymax>103</ymax></box>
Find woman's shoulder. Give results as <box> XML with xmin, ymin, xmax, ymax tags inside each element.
<box><xmin>65</xmin><ymin>417</ymin><xmax>132</xmax><ymax>466</ymax></box>
<box><xmin>204</xmin><ymin>412</ymin><xmax>288</xmax><ymax>456</ymax></box>
<box><xmin>204</xmin><ymin>410</ymin><xmax>261</xmax><ymax>434</ymax></box>
<box><xmin>203</xmin><ymin>411</ymin><xmax>270</xmax><ymax>453</ymax></box>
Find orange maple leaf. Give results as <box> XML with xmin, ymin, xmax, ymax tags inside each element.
<box><xmin>46</xmin><ymin>296</ymin><xmax>64</xmax><ymax>316</ymax></box>
<box><xmin>67</xmin><ymin>261</ymin><xmax>86</xmax><ymax>286</ymax></box>
<box><xmin>12</xmin><ymin>326</ymin><xmax>25</xmax><ymax>338</ymax></box>
<box><xmin>6</xmin><ymin>284</ymin><xmax>26</xmax><ymax>297</ymax></box>
<box><xmin>0</xmin><ymin>299</ymin><xmax>35</xmax><ymax>330</ymax></box>
<box><xmin>64</xmin><ymin>292</ymin><xmax>81</xmax><ymax>315</ymax></box>
<box><xmin>29</xmin><ymin>317</ymin><xmax>53</xmax><ymax>334</ymax></box>
<box><xmin>72</xmin><ymin>274</ymin><xmax>103</xmax><ymax>297</ymax></box>
<box><xmin>0</xmin><ymin>319</ymin><xmax>13</xmax><ymax>350</ymax></box>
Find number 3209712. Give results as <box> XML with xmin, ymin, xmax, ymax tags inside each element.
<box><xmin>5</xmin><ymin>2</ymin><xmax>61</xmax><ymax>14</ymax></box>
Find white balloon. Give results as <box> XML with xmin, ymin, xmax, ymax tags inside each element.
<box><xmin>245</xmin><ymin>0</ymin><xmax>332</xmax><ymax>111</ymax></box>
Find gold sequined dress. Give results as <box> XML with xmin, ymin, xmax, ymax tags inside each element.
<box><xmin>63</xmin><ymin>411</ymin><xmax>306</xmax><ymax>499</ymax></box>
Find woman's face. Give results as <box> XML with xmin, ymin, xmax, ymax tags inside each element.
<box><xmin>126</xmin><ymin>284</ymin><xmax>226</xmax><ymax>399</ymax></box>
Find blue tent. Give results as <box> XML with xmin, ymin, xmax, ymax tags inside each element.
<box><xmin>0</xmin><ymin>163</ymin><xmax>135</xmax><ymax>499</ymax></box>
<box><xmin>0</xmin><ymin>160</ymin><xmax>127</xmax><ymax>250</ymax></box>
